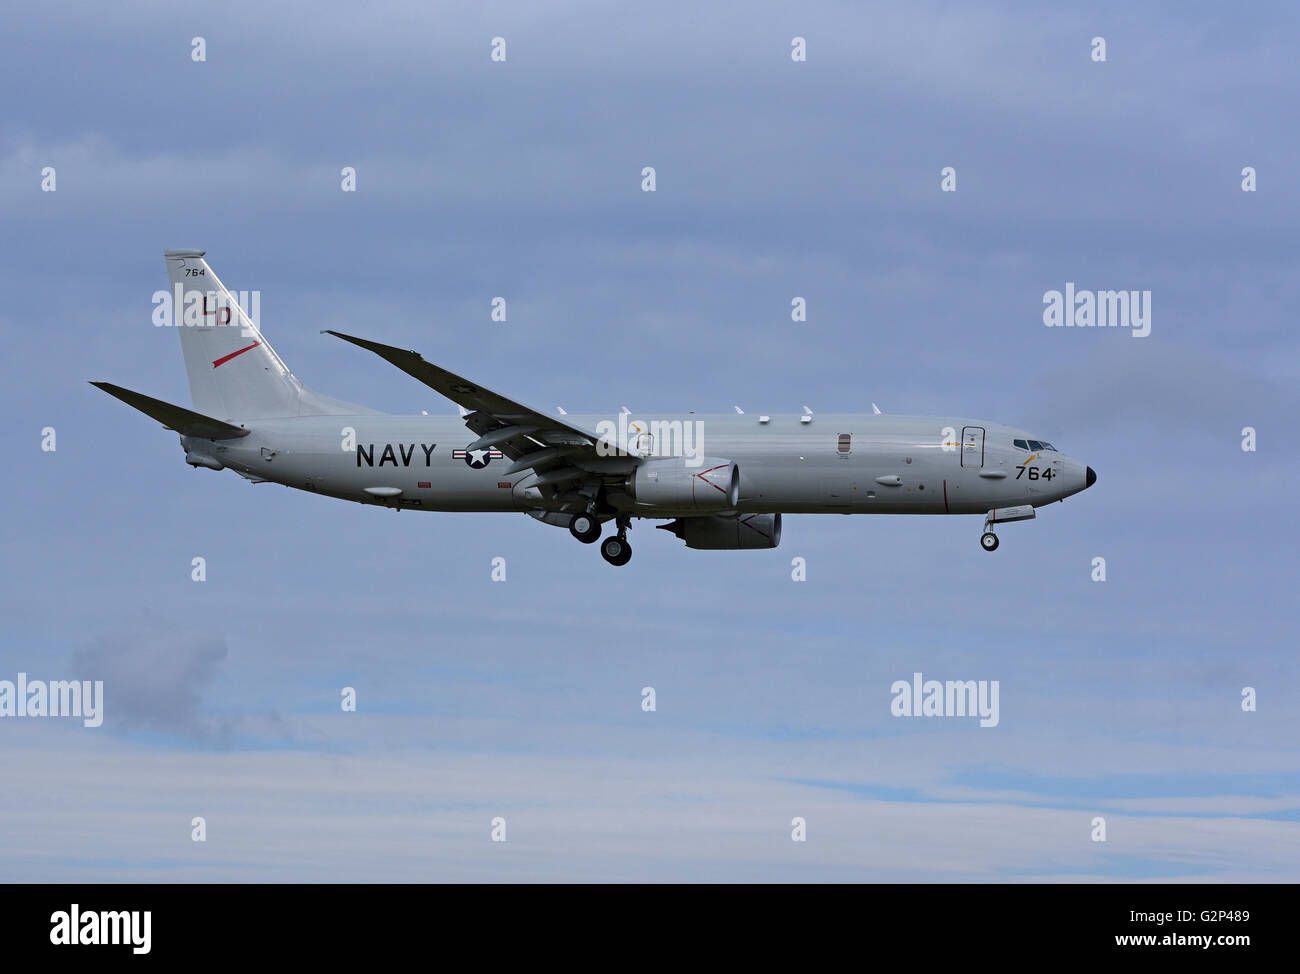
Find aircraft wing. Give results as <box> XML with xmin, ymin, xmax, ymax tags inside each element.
<box><xmin>324</xmin><ymin>331</ymin><xmax>636</xmax><ymax>479</ymax></box>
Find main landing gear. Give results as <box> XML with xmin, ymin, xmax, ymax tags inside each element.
<box><xmin>568</xmin><ymin>511</ymin><xmax>633</xmax><ymax>565</ymax></box>
<box><xmin>600</xmin><ymin>534</ymin><xmax>632</xmax><ymax>566</ymax></box>
<box><xmin>600</xmin><ymin>515</ymin><xmax>632</xmax><ymax>566</ymax></box>
<box><xmin>568</xmin><ymin>511</ymin><xmax>601</xmax><ymax>544</ymax></box>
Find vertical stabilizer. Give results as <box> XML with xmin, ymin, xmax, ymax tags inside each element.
<box><xmin>164</xmin><ymin>250</ymin><xmax>304</xmax><ymax>420</ymax></box>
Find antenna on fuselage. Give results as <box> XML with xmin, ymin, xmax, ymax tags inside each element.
<box><xmin>872</xmin><ymin>403</ymin><xmax>882</xmax><ymax>415</ymax></box>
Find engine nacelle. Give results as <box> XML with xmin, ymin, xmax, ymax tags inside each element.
<box><xmin>627</xmin><ymin>457</ymin><xmax>739</xmax><ymax>513</ymax></box>
<box><xmin>660</xmin><ymin>513</ymin><xmax>782</xmax><ymax>550</ymax></box>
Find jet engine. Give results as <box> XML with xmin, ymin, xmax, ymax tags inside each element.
<box><xmin>659</xmin><ymin>513</ymin><xmax>782</xmax><ymax>550</ymax></box>
<box><xmin>626</xmin><ymin>458</ymin><xmax>739</xmax><ymax>513</ymax></box>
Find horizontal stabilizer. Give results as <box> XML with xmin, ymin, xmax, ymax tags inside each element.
<box><xmin>90</xmin><ymin>381</ymin><xmax>250</xmax><ymax>439</ymax></box>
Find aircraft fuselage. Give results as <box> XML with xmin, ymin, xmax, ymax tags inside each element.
<box><xmin>181</xmin><ymin>411</ymin><xmax>1093</xmax><ymax>517</ymax></box>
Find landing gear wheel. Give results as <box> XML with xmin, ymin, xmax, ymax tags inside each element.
<box><xmin>569</xmin><ymin>512</ymin><xmax>601</xmax><ymax>544</ymax></box>
<box><xmin>600</xmin><ymin>536</ymin><xmax>632</xmax><ymax>566</ymax></box>
<box><xmin>980</xmin><ymin>532</ymin><xmax>1000</xmax><ymax>551</ymax></box>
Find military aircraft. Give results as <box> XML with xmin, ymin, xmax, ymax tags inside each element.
<box><xmin>93</xmin><ymin>251</ymin><xmax>1096</xmax><ymax>566</ymax></box>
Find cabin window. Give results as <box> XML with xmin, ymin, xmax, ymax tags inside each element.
<box><xmin>837</xmin><ymin>433</ymin><xmax>851</xmax><ymax>454</ymax></box>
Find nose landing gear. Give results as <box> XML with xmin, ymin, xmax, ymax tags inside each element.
<box><xmin>979</xmin><ymin>505</ymin><xmax>1035</xmax><ymax>551</ymax></box>
<box><xmin>980</xmin><ymin>510</ymin><xmax>1001</xmax><ymax>551</ymax></box>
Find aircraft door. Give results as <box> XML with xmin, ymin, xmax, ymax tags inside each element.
<box><xmin>960</xmin><ymin>426</ymin><xmax>985</xmax><ymax>468</ymax></box>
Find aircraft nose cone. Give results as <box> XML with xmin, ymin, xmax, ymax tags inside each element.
<box><xmin>1086</xmin><ymin>466</ymin><xmax>1097</xmax><ymax>489</ymax></box>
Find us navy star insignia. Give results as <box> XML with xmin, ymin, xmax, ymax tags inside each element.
<box><xmin>452</xmin><ymin>448</ymin><xmax>501</xmax><ymax>468</ymax></box>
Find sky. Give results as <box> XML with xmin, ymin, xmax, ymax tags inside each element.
<box><xmin>1</xmin><ymin>1</ymin><xmax>1297</xmax><ymax>881</ymax></box>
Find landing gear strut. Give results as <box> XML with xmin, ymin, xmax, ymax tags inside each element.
<box><xmin>980</xmin><ymin>512</ymin><xmax>1000</xmax><ymax>551</ymax></box>
<box><xmin>600</xmin><ymin>515</ymin><xmax>633</xmax><ymax>566</ymax></box>
<box><xmin>568</xmin><ymin>511</ymin><xmax>601</xmax><ymax>544</ymax></box>
<box><xmin>979</xmin><ymin>505</ymin><xmax>1035</xmax><ymax>551</ymax></box>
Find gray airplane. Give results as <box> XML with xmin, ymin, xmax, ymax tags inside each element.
<box><xmin>93</xmin><ymin>251</ymin><xmax>1097</xmax><ymax>566</ymax></box>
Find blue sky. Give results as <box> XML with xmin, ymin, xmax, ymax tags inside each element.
<box><xmin>1</xmin><ymin>1</ymin><xmax>1297</xmax><ymax>881</ymax></box>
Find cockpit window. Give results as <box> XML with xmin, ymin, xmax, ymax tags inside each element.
<box><xmin>1017</xmin><ymin>437</ymin><xmax>1059</xmax><ymax>452</ymax></box>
